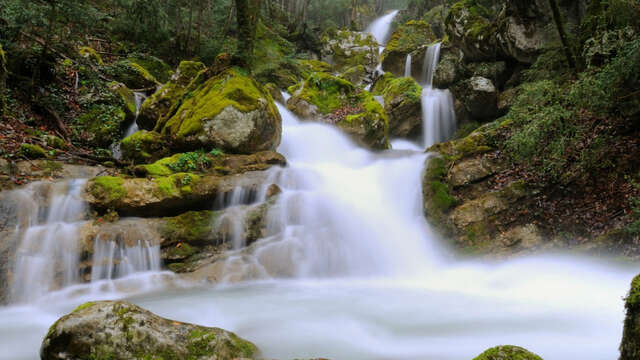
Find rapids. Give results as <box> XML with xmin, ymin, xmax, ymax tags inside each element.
<box><xmin>0</xmin><ymin>11</ymin><xmax>636</xmax><ymax>360</ymax></box>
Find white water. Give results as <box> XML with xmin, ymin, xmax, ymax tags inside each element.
<box><xmin>112</xmin><ymin>91</ymin><xmax>147</xmax><ymax>159</ymax></box>
<box><xmin>366</xmin><ymin>10</ymin><xmax>400</xmax><ymax>45</ymax></box>
<box><xmin>405</xmin><ymin>54</ymin><xmax>412</xmax><ymax>77</ymax></box>
<box><xmin>0</xmin><ymin>13</ymin><xmax>636</xmax><ymax>360</ymax></box>
<box><xmin>420</xmin><ymin>43</ymin><xmax>456</xmax><ymax>148</ymax></box>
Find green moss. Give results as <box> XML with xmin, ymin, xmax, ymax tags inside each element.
<box><xmin>431</xmin><ymin>181</ymin><xmax>456</xmax><ymax>211</ymax></box>
<box><xmin>472</xmin><ymin>345</ymin><xmax>543</xmax><ymax>360</ymax></box>
<box><xmin>168</xmin><ymin>262</ymin><xmax>185</xmax><ymax>272</ymax></box>
<box><xmin>18</xmin><ymin>144</ymin><xmax>47</xmax><ymax>159</ymax></box>
<box><xmin>128</xmin><ymin>54</ymin><xmax>172</xmax><ymax>83</ymax></box>
<box><xmin>44</xmin><ymin>135</ymin><xmax>67</xmax><ymax>150</ymax></box>
<box><xmin>382</xmin><ymin>20</ymin><xmax>436</xmax><ymax>61</ymax></box>
<box><xmin>78</xmin><ymin>46</ymin><xmax>104</xmax><ymax>66</ymax></box>
<box><xmin>298</xmin><ymin>59</ymin><xmax>332</xmax><ymax>77</ymax></box>
<box><xmin>129</xmin><ymin>62</ymin><xmax>159</xmax><ymax>85</ymax></box>
<box><xmin>167</xmin><ymin>243</ymin><xmax>198</xmax><ymax>259</ymax></box>
<box><xmin>90</xmin><ymin>176</ymin><xmax>126</xmax><ymax>203</ymax></box>
<box><xmin>152</xmin><ymin>173</ymin><xmax>200</xmax><ymax>198</ymax></box>
<box><xmin>162</xmin><ymin>210</ymin><xmax>213</xmax><ymax>245</ymax></box>
<box><xmin>161</xmin><ymin>68</ymin><xmax>271</xmax><ymax>139</ymax></box>
<box><xmin>73</xmin><ymin>301</ymin><xmax>96</xmax><ymax>313</ymax></box>
<box><xmin>295</xmin><ymin>72</ymin><xmax>355</xmax><ymax>114</ymax></box>
<box><xmin>228</xmin><ymin>333</ymin><xmax>258</xmax><ymax>358</ymax></box>
<box><xmin>75</xmin><ymin>104</ymin><xmax>126</xmax><ymax>148</ymax></box>
<box><xmin>109</xmin><ymin>81</ymin><xmax>136</xmax><ymax>116</ymax></box>
<box><xmin>372</xmin><ymin>72</ymin><xmax>395</xmax><ymax>95</ymax></box>
<box><xmin>379</xmin><ymin>76</ymin><xmax>422</xmax><ymax>106</ymax></box>
<box><xmin>121</xmin><ymin>130</ymin><xmax>168</xmax><ymax>163</ymax></box>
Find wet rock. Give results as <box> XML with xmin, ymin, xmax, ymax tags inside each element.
<box><xmin>157</xmin><ymin>68</ymin><xmax>282</xmax><ymax>154</ymax></box>
<box><xmin>472</xmin><ymin>345</ymin><xmax>543</xmax><ymax>360</ymax></box>
<box><xmin>373</xmin><ymin>74</ymin><xmax>422</xmax><ymax>139</ymax></box>
<box><xmin>340</xmin><ymin>65</ymin><xmax>369</xmax><ymax>88</ymax></box>
<box><xmin>108</xmin><ymin>81</ymin><xmax>137</xmax><ymax>120</ymax></box>
<box><xmin>321</xmin><ymin>29</ymin><xmax>379</xmax><ymax>73</ymax></box>
<box><xmin>433</xmin><ymin>47</ymin><xmax>463</xmax><ymax>89</ymax></box>
<box><xmin>499</xmin><ymin>224</ymin><xmax>544</xmax><ymax>249</ymax></box>
<box><xmin>138</xmin><ymin>60</ymin><xmax>206</xmax><ymax>130</ymax></box>
<box><xmin>287</xmin><ymin>72</ymin><xmax>389</xmax><ymax>149</ymax></box>
<box><xmin>382</xmin><ymin>20</ymin><xmax>437</xmax><ymax>77</ymax></box>
<box><xmin>621</xmin><ymin>274</ymin><xmax>640</xmax><ymax>360</ymax></box>
<box><xmin>41</xmin><ymin>300</ymin><xmax>259</xmax><ymax>360</ymax></box>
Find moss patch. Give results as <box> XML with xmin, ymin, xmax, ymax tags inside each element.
<box><xmin>472</xmin><ymin>345</ymin><xmax>543</xmax><ymax>360</ymax></box>
<box><xmin>18</xmin><ymin>143</ymin><xmax>47</xmax><ymax>159</ymax></box>
<box><xmin>89</xmin><ymin>176</ymin><xmax>127</xmax><ymax>203</ymax></box>
<box><xmin>161</xmin><ymin>210</ymin><xmax>214</xmax><ymax>246</ymax></box>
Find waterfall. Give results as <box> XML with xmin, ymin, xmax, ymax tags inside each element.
<box><xmin>419</xmin><ymin>43</ymin><xmax>456</xmax><ymax>148</ymax></box>
<box><xmin>9</xmin><ymin>180</ymin><xmax>87</xmax><ymax>303</ymax></box>
<box><xmin>404</xmin><ymin>54</ymin><xmax>412</xmax><ymax>77</ymax></box>
<box><xmin>365</xmin><ymin>10</ymin><xmax>400</xmax><ymax>45</ymax></box>
<box><xmin>112</xmin><ymin>91</ymin><xmax>147</xmax><ymax>159</ymax></box>
<box><xmin>91</xmin><ymin>238</ymin><xmax>161</xmax><ymax>281</ymax></box>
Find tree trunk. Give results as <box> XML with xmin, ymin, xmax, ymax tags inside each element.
<box><xmin>236</xmin><ymin>0</ymin><xmax>261</xmax><ymax>68</ymax></box>
<box><xmin>548</xmin><ymin>0</ymin><xmax>578</xmax><ymax>71</ymax></box>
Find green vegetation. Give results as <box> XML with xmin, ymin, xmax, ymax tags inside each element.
<box><xmin>90</xmin><ymin>176</ymin><xmax>127</xmax><ymax>203</ymax></box>
<box><xmin>472</xmin><ymin>345</ymin><xmax>543</xmax><ymax>360</ymax></box>
<box><xmin>17</xmin><ymin>144</ymin><xmax>47</xmax><ymax>159</ymax></box>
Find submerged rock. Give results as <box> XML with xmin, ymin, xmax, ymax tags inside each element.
<box><xmin>41</xmin><ymin>300</ymin><xmax>259</xmax><ymax>360</ymax></box>
<box><xmin>287</xmin><ymin>72</ymin><xmax>389</xmax><ymax>149</ymax></box>
<box><xmin>138</xmin><ymin>60</ymin><xmax>206</xmax><ymax>130</ymax></box>
<box><xmin>158</xmin><ymin>68</ymin><xmax>282</xmax><ymax>154</ymax></box>
<box><xmin>472</xmin><ymin>345</ymin><xmax>543</xmax><ymax>360</ymax></box>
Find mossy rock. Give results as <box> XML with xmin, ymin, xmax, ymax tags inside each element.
<box><xmin>138</xmin><ymin>60</ymin><xmax>206</xmax><ymax>130</ymax></box>
<box><xmin>108</xmin><ymin>81</ymin><xmax>136</xmax><ymax>119</ymax></box>
<box><xmin>375</xmin><ymin>75</ymin><xmax>423</xmax><ymax>138</ymax></box>
<box><xmin>41</xmin><ymin>300</ymin><xmax>259</xmax><ymax>360</ymax></box>
<box><xmin>18</xmin><ymin>144</ymin><xmax>47</xmax><ymax>159</ymax></box>
<box><xmin>422</xmin><ymin>156</ymin><xmax>456</xmax><ymax>236</ymax></box>
<box><xmin>252</xmin><ymin>22</ymin><xmax>300</xmax><ymax>88</ymax></box>
<box><xmin>44</xmin><ymin>135</ymin><xmax>67</xmax><ymax>150</ymax></box>
<box><xmin>472</xmin><ymin>345</ymin><xmax>543</xmax><ymax>360</ymax></box>
<box><xmin>321</xmin><ymin>29</ymin><xmax>379</xmax><ymax>72</ymax></box>
<box><xmin>382</xmin><ymin>20</ymin><xmax>437</xmax><ymax>77</ymax></box>
<box><xmin>120</xmin><ymin>130</ymin><xmax>169</xmax><ymax>163</ymax></box>
<box><xmin>445</xmin><ymin>1</ymin><xmax>501</xmax><ymax>62</ymax></box>
<box><xmin>127</xmin><ymin>53</ymin><xmax>172</xmax><ymax>83</ymax></box>
<box><xmin>287</xmin><ymin>72</ymin><xmax>389</xmax><ymax>149</ymax></box>
<box><xmin>78</xmin><ymin>46</ymin><xmax>104</xmax><ymax>66</ymax></box>
<box><xmin>88</xmin><ymin>176</ymin><xmax>127</xmax><ymax>204</ymax></box>
<box><xmin>159</xmin><ymin>68</ymin><xmax>282</xmax><ymax>154</ymax></box>
<box><xmin>74</xmin><ymin>104</ymin><xmax>126</xmax><ymax>148</ymax></box>
<box><xmin>621</xmin><ymin>274</ymin><xmax>640</xmax><ymax>360</ymax></box>
<box><xmin>298</xmin><ymin>59</ymin><xmax>332</xmax><ymax>79</ymax></box>
<box><xmin>340</xmin><ymin>65</ymin><xmax>368</xmax><ymax>87</ymax></box>
<box><xmin>104</xmin><ymin>60</ymin><xmax>159</xmax><ymax>89</ymax></box>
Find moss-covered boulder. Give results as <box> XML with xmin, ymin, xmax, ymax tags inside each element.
<box><xmin>382</xmin><ymin>20</ymin><xmax>437</xmax><ymax>77</ymax></box>
<box><xmin>74</xmin><ymin>104</ymin><xmax>127</xmax><ymax>148</ymax></box>
<box><xmin>472</xmin><ymin>345</ymin><xmax>543</xmax><ymax>360</ymax></box>
<box><xmin>78</xmin><ymin>46</ymin><xmax>104</xmax><ymax>66</ymax></box>
<box><xmin>86</xmin><ymin>170</ymin><xmax>273</xmax><ymax>217</ymax></box>
<box><xmin>321</xmin><ymin>29</ymin><xmax>379</xmax><ymax>73</ymax></box>
<box><xmin>41</xmin><ymin>301</ymin><xmax>259</xmax><ymax>360</ymax></box>
<box><xmin>127</xmin><ymin>53</ymin><xmax>172</xmax><ymax>83</ymax></box>
<box><xmin>120</xmin><ymin>130</ymin><xmax>170</xmax><ymax>163</ymax></box>
<box><xmin>287</xmin><ymin>72</ymin><xmax>389</xmax><ymax>149</ymax></box>
<box><xmin>17</xmin><ymin>143</ymin><xmax>47</xmax><ymax>159</ymax></box>
<box><xmin>621</xmin><ymin>274</ymin><xmax>640</xmax><ymax>360</ymax></box>
<box><xmin>340</xmin><ymin>65</ymin><xmax>369</xmax><ymax>87</ymax></box>
<box><xmin>104</xmin><ymin>60</ymin><xmax>159</xmax><ymax>89</ymax></box>
<box><xmin>157</xmin><ymin>68</ymin><xmax>282</xmax><ymax>154</ymax></box>
<box><xmin>137</xmin><ymin>60</ymin><xmax>206</xmax><ymax>130</ymax></box>
<box><xmin>373</xmin><ymin>74</ymin><xmax>423</xmax><ymax>139</ymax></box>
<box><xmin>108</xmin><ymin>81</ymin><xmax>137</xmax><ymax>120</ymax></box>
<box><xmin>445</xmin><ymin>2</ymin><xmax>500</xmax><ymax>62</ymax></box>
<box><xmin>433</xmin><ymin>47</ymin><xmax>464</xmax><ymax>89</ymax></box>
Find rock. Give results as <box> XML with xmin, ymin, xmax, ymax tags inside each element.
<box><xmin>382</xmin><ymin>20</ymin><xmax>437</xmax><ymax>77</ymax></box>
<box><xmin>120</xmin><ymin>130</ymin><xmax>170</xmax><ymax>164</ymax></box>
<box><xmin>472</xmin><ymin>345</ymin><xmax>543</xmax><ymax>360</ymax></box>
<box><xmin>78</xmin><ymin>46</ymin><xmax>104</xmax><ymax>66</ymax></box>
<box><xmin>497</xmin><ymin>87</ymin><xmax>521</xmax><ymax>115</ymax></box>
<box><xmin>449</xmin><ymin>157</ymin><xmax>499</xmax><ymax>187</ymax></box>
<box><xmin>621</xmin><ymin>274</ymin><xmax>640</xmax><ymax>360</ymax></box>
<box><xmin>340</xmin><ymin>65</ymin><xmax>369</xmax><ymax>87</ymax></box>
<box><xmin>85</xmin><ymin>171</ymin><xmax>274</xmax><ymax>217</ymax></box>
<box><xmin>455</xmin><ymin>76</ymin><xmax>498</xmax><ymax>121</ymax></box>
<box><xmin>106</xmin><ymin>59</ymin><xmax>160</xmax><ymax>89</ymax></box>
<box><xmin>499</xmin><ymin>223</ymin><xmax>544</xmax><ymax>249</ymax></box>
<box><xmin>41</xmin><ymin>300</ymin><xmax>259</xmax><ymax>360</ymax></box>
<box><xmin>17</xmin><ymin>144</ymin><xmax>47</xmax><ymax>159</ymax></box>
<box><xmin>263</xmin><ymin>83</ymin><xmax>285</xmax><ymax>103</ymax></box>
<box><xmin>75</xmin><ymin>104</ymin><xmax>127</xmax><ymax>148</ymax></box>
<box><xmin>298</xmin><ymin>59</ymin><xmax>332</xmax><ymax>79</ymax></box>
<box><xmin>433</xmin><ymin>47</ymin><xmax>463</xmax><ymax>89</ymax></box>
<box><xmin>373</xmin><ymin>75</ymin><xmax>423</xmax><ymax>139</ymax></box>
<box><xmin>466</xmin><ymin>61</ymin><xmax>509</xmax><ymax>89</ymax></box>
<box><xmin>321</xmin><ymin>29</ymin><xmax>379</xmax><ymax>73</ymax></box>
<box><xmin>138</xmin><ymin>60</ymin><xmax>206</xmax><ymax>130</ymax></box>
<box><xmin>445</xmin><ymin>3</ymin><xmax>500</xmax><ymax>62</ymax></box>
<box><xmin>108</xmin><ymin>81</ymin><xmax>137</xmax><ymax>120</ymax></box>
<box><xmin>287</xmin><ymin>72</ymin><xmax>389</xmax><ymax>149</ymax></box>
<box><xmin>127</xmin><ymin>53</ymin><xmax>173</xmax><ymax>83</ymax></box>
<box><xmin>158</xmin><ymin>68</ymin><xmax>282</xmax><ymax>154</ymax></box>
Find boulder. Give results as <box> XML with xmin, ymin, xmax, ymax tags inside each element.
<box><xmin>466</xmin><ymin>61</ymin><xmax>509</xmax><ymax>89</ymax></box>
<box><xmin>433</xmin><ymin>47</ymin><xmax>463</xmax><ymax>89</ymax></box>
<box><xmin>321</xmin><ymin>29</ymin><xmax>379</xmax><ymax>73</ymax></box>
<box><xmin>621</xmin><ymin>274</ymin><xmax>640</xmax><ymax>360</ymax></box>
<box><xmin>74</xmin><ymin>104</ymin><xmax>127</xmax><ymax>148</ymax></box>
<box><xmin>121</xmin><ymin>130</ymin><xmax>170</xmax><ymax>164</ymax></box>
<box><xmin>287</xmin><ymin>72</ymin><xmax>389</xmax><ymax>149</ymax></box>
<box><xmin>373</xmin><ymin>74</ymin><xmax>423</xmax><ymax>139</ymax></box>
<box><xmin>41</xmin><ymin>300</ymin><xmax>259</xmax><ymax>360</ymax></box>
<box><xmin>108</xmin><ymin>81</ymin><xmax>137</xmax><ymax>120</ymax></box>
<box><xmin>127</xmin><ymin>53</ymin><xmax>173</xmax><ymax>83</ymax></box>
<box><xmin>105</xmin><ymin>59</ymin><xmax>160</xmax><ymax>89</ymax></box>
<box><xmin>382</xmin><ymin>20</ymin><xmax>437</xmax><ymax>77</ymax></box>
<box><xmin>158</xmin><ymin>69</ymin><xmax>282</xmax><ymax>154</ymax></box>
<box><xmin>454</xmin><ymin>76</ymin><xmax>498</xmax><ymax>121</ymax></box>
<box><xmin>138</xmin><ymin>61</ymin><xmax>206</xmax><ymax>130</ymax></box>
<box><xmin>340</xmin><ymin>65</ymin><xmax>369</xmax><ymax>87</ymax></box>
<box><xmin>445</xmin><ymin>2</ymin><xmax>501</xmax><ymax>62</ymax></box>
<box><xmin>472</xmin><ymin>345</ymin><xmax>543</xmax><ymax>360</ymax></box>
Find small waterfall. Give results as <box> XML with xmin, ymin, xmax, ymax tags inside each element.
<box><xmin>9</xmin><ymin>180</ymin><xmax>87</xmax><ymax>303</ymax></box>
<box><xmin>91</xmin><ymin>238</ymin><xmax>160</xmax><ymax>281</ymax></box>
<box><xmin>404</xmin><ymin>54</ymin><xmax>412</xmax><ymax>77</ymax></box>
<box><xmin>365</xmin><ymin>10</ymin><xmax>400</xmax><ymax>45</ymax></box>
<box><xmin>112</xmin><ymin>91</ymin><xmax>147</xmax><ymax>159</ymax></box>
<box><xmin>419</xmin><ymin>43</ymin><xmax>456</xmax><ymax>148</ymax></box>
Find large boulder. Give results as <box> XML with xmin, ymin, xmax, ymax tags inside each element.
<box><xmin>372</xmin><ymin>73</ymin><xmax>423</xmax><ymax>139</ymax></box>
<box><xmin>472</xmin><ymin>345</ymin><xmax>543</xmax><ymax>360</ymax></box>
<box><xmin>137</xmin><ymin>61</ymin><xmax>206</xmax><ymax>130</ymax></box>
<box><xmin>157</xmin><ymin>68</ymin><xmax>282</xmax><ymax>154</ymax></box>
<box><xmin>453</xmin><ymin>76</ymin><xmax>498</xmax><ymax>121</ymax></box>
<box><xmin>41</xmin><ymin>300</ymin><xmax>259</xmax><ymax>360</ymax></box>
<box><xmin>433</xmin><ymin>47</ymin><xmax>464</xmax><ymax>89</ymax></box>
<box><xmin>321</xmin><ymin>29</ymin><xmax>379</xmax><ymax>73</ymax></box>
<box><xmin>620</xmin><ymin>274</ymin><xmax>640</xmax><ymax>360</ymax></box>
<box><xmin>287</xmin><ymin>72</ymin><xmax>389</xmax><ymax>149</ymax></box>
<box><xmin>445</xmin><ymin>2</ymin><xmax>501</xmax><ymax>62</ymax></box>
<box><xmin>382</xmin><ymin>20</ymin><xmax>437</xmax><ymax>77</ymax></box>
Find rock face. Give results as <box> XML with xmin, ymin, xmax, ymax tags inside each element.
<box><xmin>472</xmin><ymin>345</ymin><xmax>543</xmax><ymax>360</ymax></box>
<box><xmin>321</xmin><ymin>29</ymin><xmax>379</xmax><ymax>72</ymax></box>
<box><xmin>445</xmin><ymin>3</ymin><xmax>500</xmax><ymax>62</ymax></box>
<box><xmin>372</xmin><ymin>73</ymin><xmax>423</xmax><ymax>139</ymax></box>
<box><xmin>382</xmin><ymin>20</ymin><xmax>437</xmax><ymax>77</ymax></box>
<box><xmin>620</xmin><ymin>274</ymin><xmax>640</xmax><ymax>360</ymax></box>
<box><xmin>41</xmin><ymin>300</ymin><xmax>259</xmax><ymax>360</ymax></box>
<box><xmin>157</xmin><ymin>68</ymin><xmax>282</xmax><ymax>154</ymax></box>
<box><xmin>138</xmin><ymin>60</ymin><xmax>206</xmax><ymax>130</ymax></box>
<box><xmin>287</xmin><ymin>72</ymin><xmax>389</xmax><ymax>149</ymax></box>
<box><xmin>455</xmin><ymin>76</ymin><xmax>498</xmax><ymax>121</ymax></box>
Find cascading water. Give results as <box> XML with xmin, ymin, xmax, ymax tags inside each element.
<box><xmin>365</xmin><ymin>10</ymin><xmax>400</xmax><ymax>45</ymax></box>
<box><xmin>112</xmin><ymin>91</ymin><xmax>147</xmax><ymax>159</ymax></box>
<box><xmin>420</xmin><ymin>43</ymin><xmax>456</xmax><ymax>148</ymax></box>
<box><xmin>404</xmin><ymin>54</ymin><xmax>412</xmax><ymax>77</ymax></box>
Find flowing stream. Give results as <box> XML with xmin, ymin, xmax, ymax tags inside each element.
<box><xmin>0</xmin><ymin>12</ymin><xmax>636</xmax><ymax>360</ymax></box>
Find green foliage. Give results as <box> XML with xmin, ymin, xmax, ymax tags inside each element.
<box><xmin>74</xmin><ymin>104</ymin><xmax>126</xmax><ymax>148</ymax></box>
<box><xmin>167</xmin><ymin>151</ymin><xmax>212</xmax><ymax>173</ymax></box>
<box><xmin>18</xmin><ymin>143</ymin><xmax>47</xmax><ymax>159</ymax></box>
